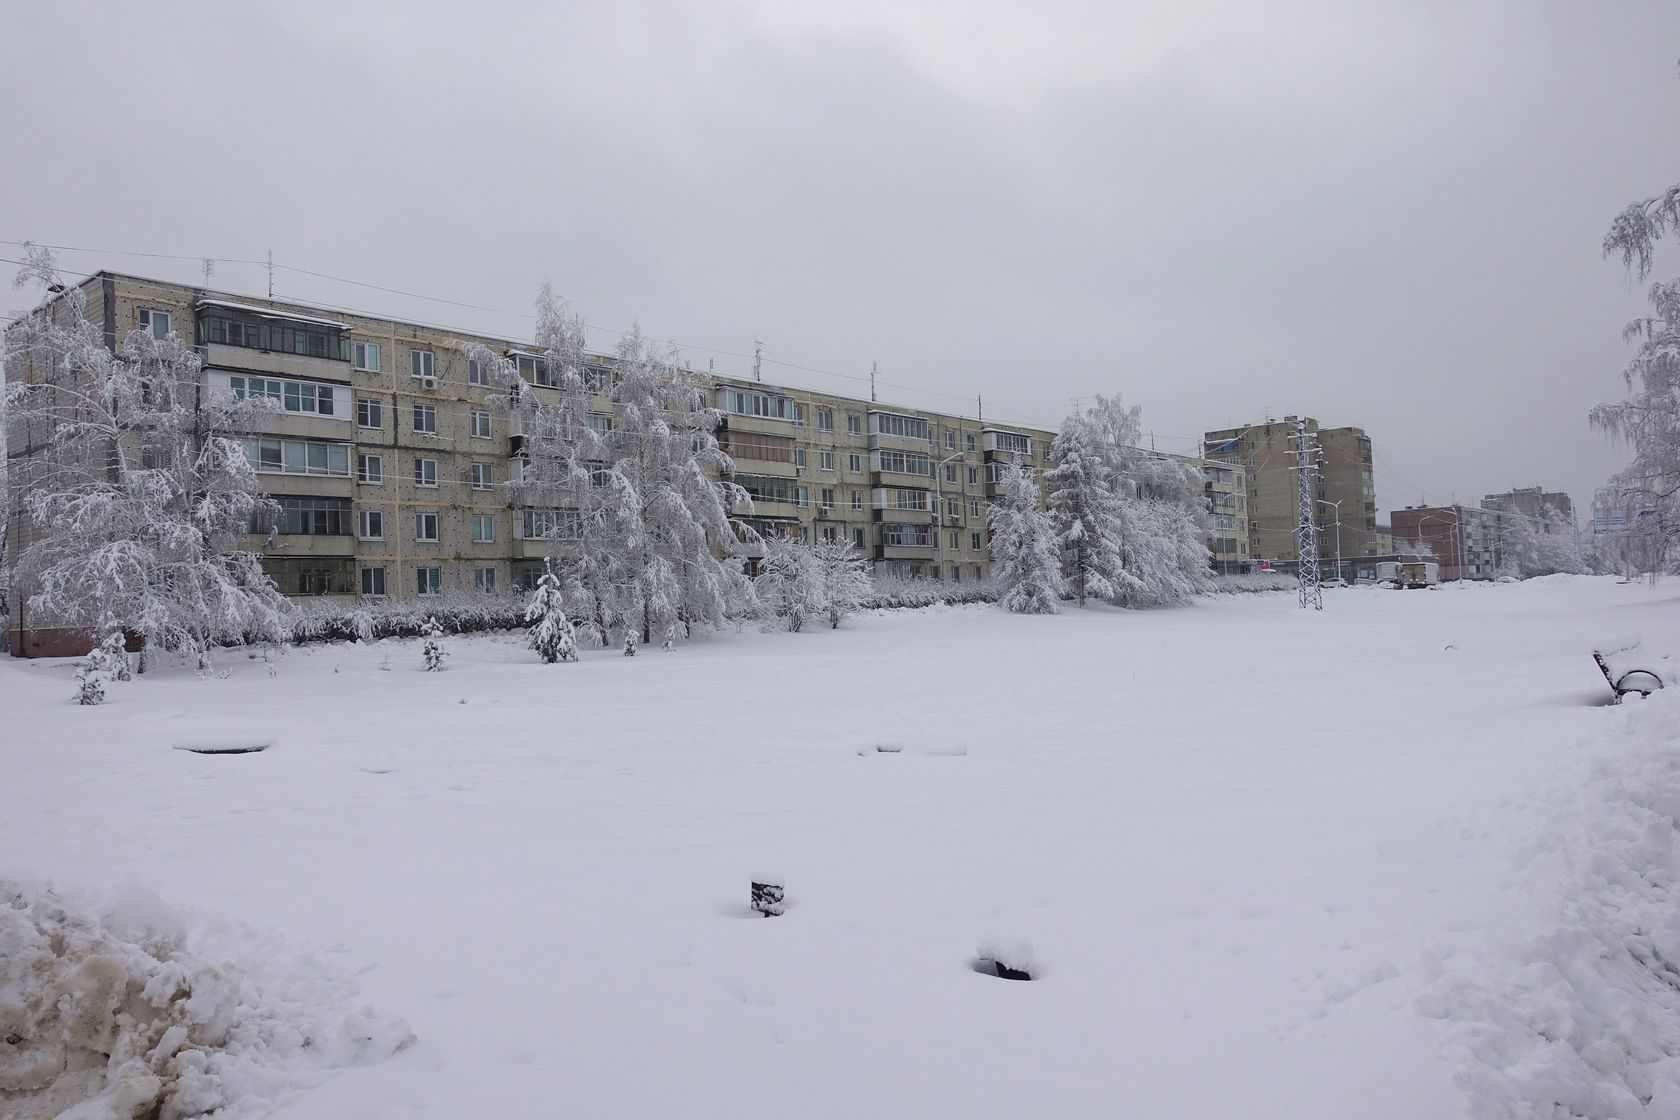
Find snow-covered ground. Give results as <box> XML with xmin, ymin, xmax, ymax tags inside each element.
<box><xmin>3</xmin><ymin>577</ymin><xmax>1678</xmax><ymax>1118</ymax></box>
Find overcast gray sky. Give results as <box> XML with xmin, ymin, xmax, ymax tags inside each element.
<box><xmin>5</xmin><ymin>0</ymin><xmax>1677</xmax><ymax>518</ymax></box>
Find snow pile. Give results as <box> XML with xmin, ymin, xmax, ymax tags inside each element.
<box><xmin>1419</xmin><ymin>692</ymin><xmax>1680</xmax><ymax>1118</ymax></box>
<box><xmin>0</xmin><ymin>880</ymin><xmax>413</xmax><ymax>1120</ymax></box>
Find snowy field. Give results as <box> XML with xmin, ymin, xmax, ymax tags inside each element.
<box><xmin>5</xmin><ymin>577</ymin><xmax>1680</xmax><ymax>1119</ymax></box>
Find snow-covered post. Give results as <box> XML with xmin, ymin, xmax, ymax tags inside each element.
<box><xmin>525</xmin><ymin>561</ymin><xmax>579</xmax><ymax>663</ymax></box>
<box><xmin>420</xmin><ymin>617</ymin><xmax>448</xmax><ymax>671</ymax></box>
<box><xmin>988</xmin><ymin>459</ymin><xmax>1064</xmax><ymax>613</ymax></box>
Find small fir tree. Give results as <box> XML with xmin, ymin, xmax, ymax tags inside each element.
<box><xmin>72</xmin><ymin>652</ymin><xmax>107</xmax><ymax>705</ymax></box>
<box><xmin>525</xmin><ymin>563</ymin><xmax>579</xmax><ymax>664</ymax></box>
<box><xmin>420</xmin><ymin>617</ymin><xmax>448</xmax><ymax>671</ymax></box>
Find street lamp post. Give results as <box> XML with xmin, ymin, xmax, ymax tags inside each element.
<box><xmin>1317</xmin><ymin>498</ymin><xmax>1343</xmax><ymax>584</ymax></box>
<box><xmin>933</xmin><ymin>449</ymin><xmax>966</xmax><ymax>581</ymax></box>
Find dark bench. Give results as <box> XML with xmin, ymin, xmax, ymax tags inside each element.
<box><xmin>1593</xmin><ymin>636</ymin><xmax>1667</xmax><ymax>700</ymax></box>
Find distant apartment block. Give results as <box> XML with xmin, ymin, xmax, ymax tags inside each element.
<box><xmin>1389</xmin><ymin>504</ymin><xmax>1520</xmax><ymax>582</ymax></box>
<box><xmin>1203</xmin><ymin>417</ymin><xmax>1375</xmax><ymax>576</ymax></box>
<box><xmin>1481</xmin><ymin>486</ymin><xmax>1575</xmax><ymax>528</ymax></box>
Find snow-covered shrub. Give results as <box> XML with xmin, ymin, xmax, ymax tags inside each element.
<box><xmin>862</xmin><ymin>576</ymin><xmax>998</xmax><ymax>610</ymax></box>
<box><xmin>0</xmin><ymin>878</ymin><xmax>412</xmax><ymax>1120</ymax></box>
<box><xmin>815</xmin><ymin>539</ymin><xmax>871</xmax><ymax>629</ymax></box>
<box><xmin>288</xmin><ymin>591</ymin><xmax>528</xmax><ymax>645</ymax></box>
<box><xmin>419</xmin><ymin>617</ymin><xmax>447</xmax><ymax>671</ymax></box>
<box><xmin>622</xmin><ymin>629</ymin><xmax>638</xmax><ymax>657</ymax></box>
<box><xmin>71</xmin><ymin>656</ymin><xmax>106</xmax><ymax>706</ymax></box>
<box><xmin>1208</xmin><ymin>572</ymin><xmax>1297</xmax><ymax>594</ymax></box>
<box><xmin>92</xmin><ymin>630</ymin><xmax>132</xmax><ymax>682</ymax></box>
<box><xmin>525</xmin><ymin>564</ymin><xmax>579</xmax><ymax>663</ymax></box>
<box><xmin>756</xmin><ymin>537</ymin><xmax>823</xmax><ymax>632</ymax></box>
<box><xmin>349</xmin><ymin>607</ymin><xmax>375</xmax><ymax>644</ymax></box>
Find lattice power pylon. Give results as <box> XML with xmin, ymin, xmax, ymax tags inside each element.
<box><xmin>1288</xmin><ymin>417</ymin><xmax>1323</xmax><ymax>611</ymax></box>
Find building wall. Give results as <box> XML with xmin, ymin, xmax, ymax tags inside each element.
<box><xmin>1390</xmin><ymin>504</ymin><xmax>1518</xmax><ymax>581</ymax></box>
<box><xmin>1481</xmin><ymin>487</ymin><xmax>1574</xmax><ymax>528</ymax></box>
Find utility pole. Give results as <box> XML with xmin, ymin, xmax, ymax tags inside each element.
<box><xmin>870</xmin><ymin>362</ymin><xmax>877</xmax><ymax>403</ymax></box>
<box><xmin>266</xmin><ymin>250</ymin><xmax>274</xmax><ymax>298</ymax></box>
<box><xmin>201</xmin><ymin>257</ymin><xmax>215</xmax><ymax>288</ymax></box>
<box><xmin>1288</xmin><ymin>416</ymin><xmax>1323</xmax><ymax>610</ymax></box>
<box><xmin>977</xmin><ymin>394</ymin><xmax>983</xmax><ymax>423</ymax></box>
<box><xmin>753</xmin><ymin>337</ymin><xmax>763</xmax><ymax>383</ymax></box>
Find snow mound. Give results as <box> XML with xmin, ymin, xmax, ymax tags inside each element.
<box><xmin>0</xmin><ymin>879</ymin><xmax>414</xmax><ymax>1120</ymax></box>
<box><xmin>1418</xmin><ymin>693</ymin><xmax>1680</xmax><ymax>1118</ymax></box>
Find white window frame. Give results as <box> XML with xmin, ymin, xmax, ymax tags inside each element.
<box><xmin>817</xmin><ymin>408</ymin><xmax>833</xmax><ymax>432</ymax></box>
<box><xmin>474</xmin><ymin>566</ymin><xmax>496</xmax><ymax>592</ymax></box>
<box><xmin>360</xmin><ymin>566</ymin><xmax>386</xmax><ymax>597</ymax></box>
<box><xmin>470</xmin><ymin>462</ymin><xmax>493</xmax><ymax>490</ymax></box>
<box><xmin>357</xmin><ymin>509</ymin><xmax>385</xmax><ymax>540</ymax></box>
<box><xmin>416</xmin><ymin>566</ymin><xmax>442</xmax><ymax>595</ymax></box>
<box><xmin>468</xmin><ymin>358</ymin><xmax>490</xmax><ymax>387</ymax></box>
<box><xmin>412</xmin><ymin>403</ymin><xmax>437</xmax><ymax>435</ymax></box>
<box><xmin>353</xmin><ymin>340</ymin><xmax>380</xmax><ymax>372</ymax></box>
<box><xmin>470</xmin><ymin>409</ymin><xmax>492</xmax><ymax>439</ymax></box>
<box><xmin>848</xmin><ymin>452</ymin><xmax>862</xmax><ymax>473</ymax></box>
<box><xmin>470</xmin><ymin>513</ymin><xmax>494</xmax><ymax>543</ymax></box>
<box><xmin>415</xmin><ymin>512</ymin><xmax>440</xmax><ymax>542</ymax></box>
<box><xmin>415</xmin><ymin>458</ymin><xmax>438</xmax><ymax>488</ymax></box>
<box><xmin>410</xmin><ymin>349</ymin><xmax>435</xmax><ymax>379</ymax></box>
<box><xmin>356</xmin><ymin>397</ymin><xmax>382</xmax><ymax>429</ymax></box>
<box><xmin>794</xmin><ymin>447</ymin><xmax>807</xmax><ymax>470</ymax></box>
<box><xmin>138</xmin><ymin>308</ymin><xmax>171</xmax><ymax>338</ymax></box>
<box><xmin>971</xmin><ymin>532</ymin><xmax>982</xmax><ymax>552</ymax></box>
<box><xmin>357</xmin><ymin>453</ymin><xmax>383</xmax><ymax>485</ymax></box>
<box><xmin>851</xmin><ymin>489</ymin><xmax>863</xmax><ymax>511</ymax></box>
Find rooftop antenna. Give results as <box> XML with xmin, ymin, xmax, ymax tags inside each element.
<box><xmin>201</xmin><ymin>257</ymin><xmax>215</xmax><ymax>287</ymax></box>
<box><xmin>265</xmin><ymin>250</ymin><xmax>274</xmax><ymax>298</ymax></box>
<box><xmin>977</xmin><ymin>393</ymin><xmax>983</xmax><ymax>423</ymax></box>
<box><xmin>753</xmin><ymin>337</ymin><xmax>763</xmax><ymax>383</ymax></box>
<box><xmin>870</xmin><ymin>362</ymin><xmax>878</xmax><ymax>403</ymax></box>
<box><xmin>708</xmin><ymin>357</ymin><xmax>714</xmax><ymax>373</ymax></box>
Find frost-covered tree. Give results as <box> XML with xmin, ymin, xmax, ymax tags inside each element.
<box><xmin>597</xmin><ymin>325</ymin><xmax>754</xmax><ymax>648</ymax></box>
<box><xmin>525</xmin><ymin>562</ymin><xmax>579</xmax><ymax>663</ymax></box>
<box><xmin>93</xmin><ymin>628</ymin><xmax>132</xmax><ymax>682</ymax></box>
<box><xmin>1499</xmin><ymin>506</ymin><xmax>1588</xmax><ymax>578</ymax></box>
<box><xmin>988</xmin><ymin>459</ymin><xmax>1063</xmax><ymax>614</ymax></box>
<box><xmin>814</xmin><ymin>538</ymin><xmax>871</xmax><ymax>629</ymax></box>
<box><xmin>756</xmin><ymin>536</ymin><xmax>823</xmax><ymax>631</ymax></box>
<box><xmin>4</xmin><ymin>246</ymin><xmax>289</xmax><ymax>670</ymax></box>
<box><xmin>1126</xmin><ymin>455</ymin><xmax>1214</xmax><ymax>607</ymax></box>
<box><xmin>1045</xmin><ymin>410</ymin><xmax>1124</xmax><ymax>605</ymax></box>
<box><xmin>72</xmin><ymin>652</ymin><xmax>106</xmax><ymax>705</ymax></box>
<box><xmin>420</xmin><ymin>617</ymin><xmax>447</xmax><ymax>671</ymax></box>
<box><xmin>1591</xmin><ymin>275</ymin><xmax>1680</xmax><ymax>549</ymax></box>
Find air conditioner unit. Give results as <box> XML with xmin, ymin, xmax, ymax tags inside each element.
<box><xmin>421</xmin><ymin>376</ymin><xmax>438</xmax><ymax>390</ymax></box>
<box><xmin>819</xmin><ymin>506</ymin><xmax>833</xmax><ymax>518</ymax></box>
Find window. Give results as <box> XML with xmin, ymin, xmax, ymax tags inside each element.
<box><xmin>882</xmin><ymin>522</ymin><xmax>935</xmax><ymax>547</ymax></box>
<box><xmin>416</xmin><ymin>512</ymin><xmax>440</xmax><ymax>541</ymax></box>
<box><xmin>241</xmin><ymin>437</ymin><xmax>350</xmax><ymax>477</ymax></box>
<box><xmin>794</xmin><ymin>448</ymin><xmax>807</xmax><ymax>470</ymax></box>
<box><xmin>851</xmin><ymin>489</ymin><xmax>863</xmax><ymax>511</ymax></box>
<box><xmin>583</xmin><ymin>366</ymin><xmax>611</xmax><ymax>393</ymax></box>
<box><xmin>198</xmin><ymin>311</ymin><xmax>266</xmax><ymax>350</ymax></box>
<box><xmin>412</xmin><ymin>403</ymin><xmax>436</xmax><ymax>435</ymax></box>
<box><xmin>821</xmin><ymin>487</ymin><xmax>835</xmax><ymax>508</ymax></box>
<box><xmin>357</xmin><ymin>397</ymin><xmax>382</xmax><ymax>428</ymax></box>
<box><xmin>971</xmin><ymin>532</ymin><xmax>982</xmax><ymax>552</ymax></box>
<box><xmin>255</xmin><ymin>497</ymin><xmax>353</xmax><ymax>536</ymax></box>
<box><xmin>357</xmin><ymin>453</ymin><xmax>383</xmax><ymax>484</ymax></box>
<box><xmin>410</xmin><ymin>349</ymin><xmax>435</xmax><ymax>379</ymax></box>
<box><xmin>821</xmin><ymin>526</ymin><xmax>839</xmax><ymax>544</ymax></box>
<box><xmin>468</xmin><ymin>358</ymin><xmax>490</xmax><ymax>387</ymax></box>
<box><xmin>470</xmin><ymin>462</ymin><xmax>493</xmax><ymax>490</ymax></box>
<box><xmin>275</xmin><ymin>380</ymin><xmax>334</xmax><ymax>415</ymax></box>
<box><xmin>519</xmin><ymin>508</ymin><xmax>584</xmax><ymax>540</ymax></box>
<box><xmin>848</xmin><ymin>453</ymin><xmax>862</xmax><ymax>473</ymax></box>
<box><xmin>471</xmin><ymin>514</ymin><xmax>494</xmax><ymax>542</ymax></box>
<box><xmin>819</xmin><ymin>450</ymin><xmax>834</xmax><ymax>472</ymax></box>
<box><xmin>725</xmin><ymin>389</ymin><xmax>797</xmax><ymax>420</ymax></box>
<box><xmin>847</xmin><ymin>413</ymin><xmax>862</xmax><ymax>435</ymax></box>
<box><xmin>793</xmin><ymin>404</ymin><xmax>806</xmax><ymax>426</ymax></box>
<box><xmin>358</xmin><ymin>509</ymin><xmax>384</xmax><ymax>540</ymax></box>
<box><xmin>966</xmin><ymin>433</ymin><xmax>976</xmax><ymax>452</ymax></box>
<box><xmin>262</xmin><ymin>557</ymin><xmax>355</xmax><ymax>595</ymax></box>
<box><xmin>360</xmin><ymin>566</ymin><xmax>386</xmax><ymax>596</ymax></box>
<box><xmin>414</xmin><ymin>458</ymin><xmax>437</xmax><ymax>487</ymax></box>
<box><xmin>967</xmin><ymin>467</ymin><xmax>979</xmax><ymax>485</ymax></box>
<box><xmin>416</xmin><ymin>566</ymin><xmax>442</xmax><ymax>595</ymax></box>
<box><xmin>970</xmin><ymin>500</ymin><xmax>980</xmax><ymax>517</ymax></box>
<box><xmin>946</xmin><ymin>498</ymin><xmax>959</xmax><ymax>517</ymax></box>
<box><xmin>945</xmin><ymin>464</ymin><xmax>957</xmax><ymax>483</ymax></box>
<box><xmin>988</xmin><ymin>430</ymin><xmax>1033</xmax><ymax>456</ymax></box>
<box><xmin>817</xmin><ymin>408</ymin><xmax>833</xmax><ymax>432</ymax></box>
<box><xmin>138</xmin><ymin>308</ymin><xmax>171</xmax><ymax>338</ymax></box>
<box><xmin>871</xmin><ymin>412</ymin><xmax>932</xmax><ymax>441</ymax></box>
<box><xmin>514</xmin><ymin>563</ymin><xmax>545</xmax><ymax>592</ymax></box>
<box><xmin>945</xmin><ymin>430</ymin><xmax>956</xmax><ymax>450</ymax></box>
<box><xmin>474</xmin><ymin>566</ymin><xmax>496</xmax><ymax>592</ymax></box>
<box><xmin>271</xmin><ymin>322</ymin><xmax>343</xmax><ymax>359</ymax></box>
<box><xmin>723</xmin><ymin>431</ymin><xmax>796</xmax><ymax>464</ymax></box>
<box><xmin>353</xmin><ymin>341</ymin><xmax>380</xmax><ymax>372</ymax></box>
<box><xmin>470</xmin><ymin>409</ymin><xmax>491</xmax><ymax>439</ymax></box>
<box><xmin>586</xmin><ymin>412</ymin><xmax>613</xmax><ymax>435</ymax></box>
<box><xmin>228</xmin><ymin>375</ymin><xmax>282</xmax><ymax>403</ymax></box>
<box><xmin>853</xmin><ymin>527</ymin><xmax>865</xmax><ymax>547</ymax></box>
<box><xmin>874</xmin><ymin>449</ymin><xmax>932</xmax><ymax>476</ymax></box>
<box><xmin>949</xmin><ymin>531</ymin><xmax>959</xmax><ymax>550</ymax></box>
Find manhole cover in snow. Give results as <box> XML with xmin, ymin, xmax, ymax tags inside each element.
<box><xmin>172</xmin><ymin>738</ymin><xmax>273</xmax><ymax>755</ymax></box>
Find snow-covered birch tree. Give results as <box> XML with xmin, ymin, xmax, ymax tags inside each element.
<box><xmin>814</xmin><ymin>538</ymin><xmax>871</xmax><ymax>629</ymax></box>
<box><xmin>5</xmin><ymin>247</ymin><xmax>289</xmax><ymax>668</ymax></box>
<box><xmin>988</xmin><ymin>459</ymin><xmax>1063</xmax><ymax>614</ymax></box>
<box><xmin>756</xmin><ymin>536</ymin><xmax>822</xmax><ymax>631</ymax></box>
